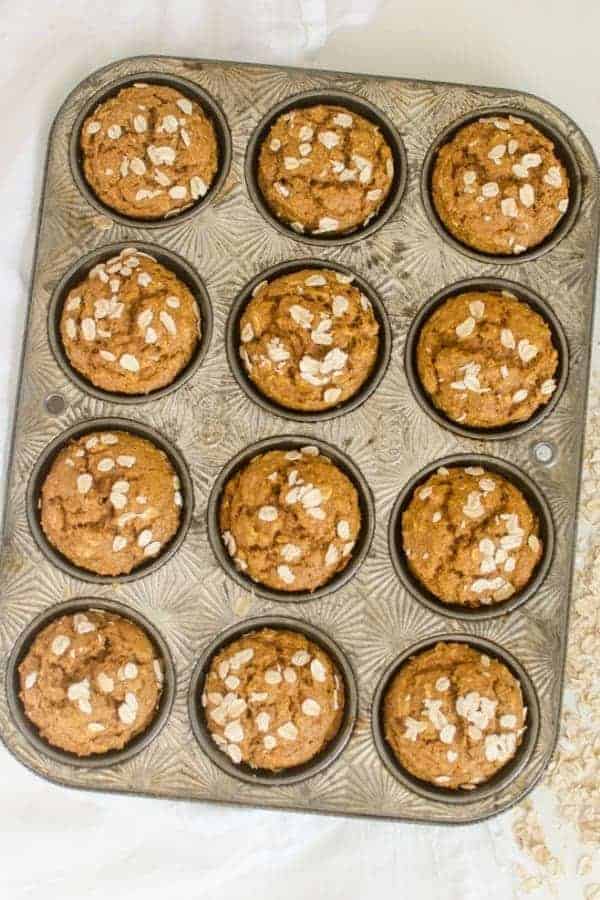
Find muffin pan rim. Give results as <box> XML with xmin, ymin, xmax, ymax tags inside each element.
<box><xmin>403</xmin><ymin>275</ymin><xmax>570</xmax><ymax>441</ymax></box>
<box><xmin>25</xmin><ymin>416</ymin><xmax>195</xmax><ymax>585</ymax></box>
<box><xmin>68</xmin><ymin>70</ymin><xmax>233</xmax><ymax>229</ymax></box>
<box><xmin>420</xmin><ymin>104</ymin><xmax>583</xmax><ymax>265</ymax></box>
<box><xmin>206</xmin><ymin>434</ymin><xmax>376</xmax><ymax>602</ymax></box>
<box><xmin>225</xmin><ymin>257</ymin><xmax>393</xmax><ymax>422</ymax></box>
<box><xmin>5</xmin><ymin>596</ymin><xmax>177</xmax><ymax>770</ymax></box>
<box><xmin>187</xmin><ymin>613</ymin><xmax>358</xmax><ymax>787</ymax></box>
<box><xmin>370</xmin><ymin>632</ymin><xmax>541</xmax><ymax>806</ymax></box>
<box><xmin>387</xmin><ymin>452</ymin><xmax>555</xmax><ymax>621</ymax></box>
<box><xmin>244</xmin><ymin>87</ymin><xmax>408</xmax><ymax>247</ymax></box>
<box><xmin>47</xmin><ymin>240</ymin><xmax>214</xmax><ymax>406</ymax></box>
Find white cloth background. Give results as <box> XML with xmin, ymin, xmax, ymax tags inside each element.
<box><xmin>1</xmin><ymin>2</ymin><xmax>598</xmax><ymax>898</ymax></box>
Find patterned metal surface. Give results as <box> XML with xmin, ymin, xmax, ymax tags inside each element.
<box><xmin>0</xmin><ymin>55</ymin><xmax>598</xmax><ymax>824</ymax></box>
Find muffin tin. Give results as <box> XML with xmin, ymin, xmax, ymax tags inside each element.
<box><xmin>0</xmin><ymin>56</ymin><xmax>598</xmax><ymax>825</ymax></box>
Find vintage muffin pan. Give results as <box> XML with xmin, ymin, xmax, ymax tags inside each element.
<box><xmin>0</xmin><ymin>56</ymin><xmax>598</xmax><ymax>825</ymax></box>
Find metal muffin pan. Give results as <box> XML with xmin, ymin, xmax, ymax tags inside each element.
<box><xmin>420</xmin><ymin>105</ymin><xmax>583</xmax><ymax>265</ymax></box>
<box><xmin>206</xmin><ymin>435</ymin><xmax>375</xmax><ymax>602</ymax></box>
<box><xmin>388</xmin><ymin>453</ymin><xmax>555</xmax><ymax>622</ymax></box>
<box><xmin>69</xmin><ymin>70</ymin><xmax>232</xmax><ymax>229</ymax></box>
<box><xmin>244</xmin><ymin>88</ymin><xmax>408</xmax><ymax>246</ymax></box>
<box><xmin>188</xmin><ymin>614</ymin><xmax>358</xmax><ymax>787</ymax></box>
<box><xmin>48</xmin><ymin>240</ymin><xmax>214</xmax><ymax>405</ymax></box>
<box><xmin>404</xmin><ymin>276</ymin><xmax>569</xmax><ymax>441</ymax></box>
<box><xmin>225</xmin><ymin>257</ymin><xmax>392</xmax><ymax>422</ymax></box>
<box><xmin>371</xmin><ymin>633</ymin><xmax>540</xmax><ymax>805</ymax></box>
<box><xmin>25</xmin><ymin>417</ymin><xmax>194</xmax><ymax>585</ymax></box>
<box><xmin>0</xmin><ymin>55</ymin><xmax>597</xmax><ymax>825</ymax></box>
<box><xmin>6</xmin><ymin>597</ymin><xmax>176</xmax><ymax>769</ymax></box>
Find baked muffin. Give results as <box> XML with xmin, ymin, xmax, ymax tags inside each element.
<box><xmin>257</xmin><ymin>104</ymin><xmax>394</xmax><ymax>235</ymax></box>
<box><xmin>401</xmin><ymin>465</ymin><xmax>543</xmax><ymax>607</ymax></box>
<box><xmin>39</xmin><ymin>430</ymin><xmax>182</xmax><ymax>576</ymax></box>
<box><xmin>80</xmin><ymin>83</ymin><xmax>219</xmax><ymax>219</ymax></box>
<box><xmin>219</xmin><ymin>446</ymin><xmax>361</xmax><ymax>592</ymax></box>
<box><xmin>383</xmin><ymin>642</ymin><xmax>527</xmax><ymax>790</ymax></box>
<box><xmin>431</xmin><ymin>114</ymin><xmax>569</xmax><ymax>255</ymax></box>
<box><xmin>60</xmin><ymin>247</ymin><xmax>201</xmax><ymax>395</ymax></box>
<box><xmin>202</xmin><ymin>627</ymin><xmax>344</xmax><ymax>770</ymax></box>
<box><xmin>18</xmin><ymin>610</ymin><xmax>164</xmax><ymax>756</ymax></box>
<box><xmin>416</xmin><ymin>290</ymin><xmax>559</xmax><ymax>428</ymax></box>
<box><xmin>239</xmin><ymin>268</ymin><xmax>379</xmax><ymax>412</ymax></box>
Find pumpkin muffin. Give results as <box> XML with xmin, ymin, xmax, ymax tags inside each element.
<box><xmin>383</xmin><ymin>641</ymin><xmax>527</xmax><ymax>789</ymax></box>
<box><xmin>432</xmin><ymin>114</ymin><xmax>569</xmax><ymax>255</ymax></box>
<box><xmin>219</xmin><ymin>446</ymin><xmax>361</xmax><ymax>592</ymax></box>
<box><xmin>19</xmin><ymin>609</ymin><xmax>164</xmax><ymax>756</ymax></box>
<box><xmin>202</xmin><ymin>627</ymin><xmax>344</xmax><ymax>770</ymax></box>
<box><xmin>39</xmin><ymin>430</ymin><xmax>182</xmax><ymax>576</ymax></box>
<box><xmin>80</xmin><ymin>83</ymin><xmax>218</xmax><ymax>219</ymax></box>
<box><xmin>60</xmin><ymin>247</ymin><xmax>200</xmax><ymax>395</ymax></box>
<box><xmin>401</xmin><ymin>465</ymin><xmax>543</xmax><ymax>607</ymax></box>
<box><xmin>416</xmin><ymin>290</ymin><xmax>559</xmax><ymax>428</ymax></box>
<box><xmin>239</xmin><ymin>268</ymin><xmax>379</xmax><ymax>411</ymax></box>
<box><xmin>258</xmin><ymin>104</ymin><xmax>394</xmax><ymax>235</ymax></box>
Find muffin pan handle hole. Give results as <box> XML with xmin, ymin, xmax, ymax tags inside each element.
<box><xmin>44</xmin><ymin>394</ymin><xmax>67</xmax><ymax>416</ymax></box>
<box><xmin>530</xmin><ymin>440</ymin><xmax>558</xmax><ymax>468</ymax></box>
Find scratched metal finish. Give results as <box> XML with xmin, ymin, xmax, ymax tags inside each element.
<box><xmin>0</xmin><ymin>55</ymin><xmax>598</xmax><ymax>824</ymax></box>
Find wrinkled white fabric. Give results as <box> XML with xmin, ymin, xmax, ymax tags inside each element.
<box><xmin>1</xmin><ymin>2</ymin><xmax>599</xmax><ymax>898</ymax></box>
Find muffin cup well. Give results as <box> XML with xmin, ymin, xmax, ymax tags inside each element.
<box><xmin>245</xmin><ymin>89</ymin><xmax>408</xmax><ymax>246</ymax></box>
<box><xmin>69</xmin><ymin>71</ymin><xmax>232</xmax><ymax>229</ymax></box>
<box><xmin>421</xmin><ymin>106</ymin><xmax>582</xmax><ymax>264</ymax></box>
<box><xmin>226</xmin><ymin>258</ymin><xmax>392</xmax><ymax>422</ymax></box>
<box><xmin>207</xmin><ymin>435</ymin><xmax>375</xmax><ymax>602</ymax></box>
<box><xmin>371</xmin><ymin>633</ymin><xmax>541</xmax><ymax>805</ymax></box>
<box><xmin>26</xmin><ymin>417</ymin><xmax>194</xmax><ymax>585</ymax></box>
<box><xmin>6</xmin><ymin>597</ymin><xmax>176</xmax><ymax>769</ymax></box>
<box><xmin>188</xmin><ymin>614</ymin><xmax>358</xmax><ymax>786</ymax></box>
<box><xmin>388</xmin><ymin>453</ymin><xmax>554</xmax><ymax>622</ymax></box>
<box><xmin>48</xmin><ymin>241</ymin><xmax>214</xmax><ymax>405</ymax></box>
<box><xmin>404</xmin><ymin>276</ymin><xmax>569</xmax><ymax>441</ymax></box>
